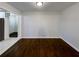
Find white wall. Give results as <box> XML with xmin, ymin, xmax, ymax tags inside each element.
<box><xmin>22</xmin><ymin>12</ymin><xmax>60</xmax><ymax>38</ymax></box>
<box><xmin>9</xmin><ymin>13</ymin><xmax>18</xmax><ymax>34</ymax></box>
<box><xmin>0</xmin><ymin>12</ymin><xmax>5</xmax><ymax>18</ymax></box>
<box><xmin>0</xmin><ymin>2</ymin><xmax>21</xmax><ymax>55</ymax></box>
<box><xmin>0</xmin><ymin>2</ymin><xmax>21</xmax><ymax>40</ymax></box>
<box><xmin>0</xmin><ymin>2</ymin><xmax>21</xmax><ymax>14</ymax></box>
<box><xmin>59</xmin><ymin>3</ymin><xmax>79</xmax><ymax>51</ymax></box>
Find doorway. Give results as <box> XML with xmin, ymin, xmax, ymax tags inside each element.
<box><xmin>0</xmin><ymin>18</ymin><xmax>4</xmax><ymax>41</ymax></box>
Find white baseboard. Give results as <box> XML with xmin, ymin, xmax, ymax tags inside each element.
<box><xmin>21</xmin><ymin>36</ymin><xmax>60</xmax><ymax>38</ymax></box>
<box><xmin>60</xmin><ymin>36</ymin><xmax>79</xmax><ymax>52</ymax></box>
<box><xmin>1</xmin><ymin>36</ymin><xmax>78</xmax><ymax>55</ymax></box>
<box><xmin>0</xmin><ymin>38</ymin><xmax>20</xmax><ymax>55</ymax></box>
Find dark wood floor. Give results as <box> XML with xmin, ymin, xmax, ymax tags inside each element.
<box><xmin>1</xmin><ymin>38</ymin><xmax>79</xmax><ymax>57</ymax></box>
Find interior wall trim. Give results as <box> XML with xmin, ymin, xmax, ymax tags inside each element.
<box><xmin>21</xmin><ymin>37</ymin><xmax>60</xmax><ymax>38</ymax></box>
<box><xmin>0</xmin><ymin>38</ymin><xmax>20</xmax><ymax>55</ymax></box>
<box><xmin>60</xmin><ymin>36</ymin><xmax>79</xmax><ymax>52</ymax></box>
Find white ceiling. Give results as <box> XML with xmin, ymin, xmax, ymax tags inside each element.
<box><xmin>8</xmin><ymin>2</ymin><xmax>77</xmax><ymax>12</ymax></box>
<box><xmin>0</xmin><ymin>8</ymin><xmax>7</xmax><ymax>12</ymax></box>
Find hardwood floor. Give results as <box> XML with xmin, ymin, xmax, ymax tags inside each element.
<box><xmin>1</xmin><ymin>38</ymin><xmax>79</xmax><ymax>57</ymax></box>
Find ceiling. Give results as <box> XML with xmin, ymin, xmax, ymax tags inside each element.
<box><xmin>8</xmin><ymin>2</ymin><xmax>77</xmax><ymax>12</ymax></box>
<box><xmin>0</xmin><ymin>8</ymin><xmax>7</xmax><ymax>12</ymax></box>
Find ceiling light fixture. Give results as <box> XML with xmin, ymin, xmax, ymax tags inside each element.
<box><xmin>36</xmin><ymin>2</ymin><xmax>43</xmax><ymax>7</ymax></box>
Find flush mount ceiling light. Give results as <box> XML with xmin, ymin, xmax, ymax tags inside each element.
<box><xmin>36</xmin><ymin>2</ymin><xmax>43</xmax><ymax>7</ymax></box>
